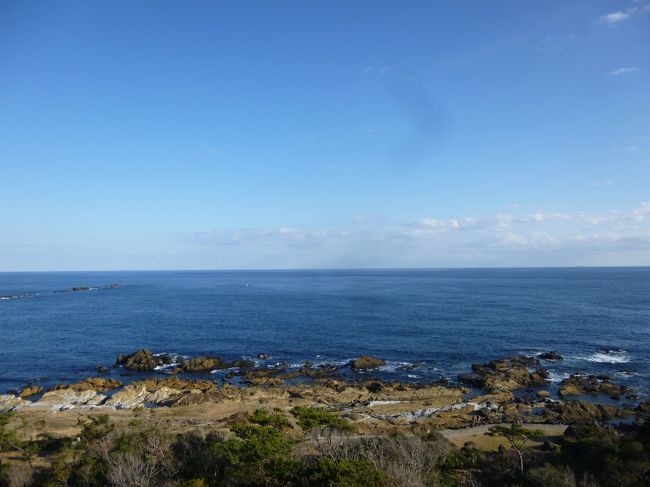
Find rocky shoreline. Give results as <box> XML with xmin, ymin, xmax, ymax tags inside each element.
<box><xmin>1</xmin><ymin>349</ymin><xmax>647</xmax><ymax>436</ymax></box>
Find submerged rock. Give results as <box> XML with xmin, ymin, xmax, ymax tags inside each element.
<box><xmin>350</xmin><ymin>355</ymin><xmax>386</xmax><ymax>370</ymax></box>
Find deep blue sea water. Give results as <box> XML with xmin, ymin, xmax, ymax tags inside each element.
<box><xmin>1</xmin><ymin>268</ymin><xmax>649</xmax><ymax>398</ymax></box>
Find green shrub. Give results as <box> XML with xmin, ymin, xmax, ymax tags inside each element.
<box><xmin>249</xmin><ymin>408</ymin><xmax>290</xmax><ymax>428</ymax></box>
<box><xmin>290</xmin><ymin>406</ymin><xmax>349</xmax><ymax>431</ymax></box>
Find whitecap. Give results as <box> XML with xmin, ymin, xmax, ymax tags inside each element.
<box><xmin>547</xmin><ymin>371</ymin><xmax>571</xmax><ymax>383</ymax></box>
<box><xmin>378</xmin><ymin>361</ymin><xmax>414</xmax><ymax>373</ymax></box>
<box><xmin>583</xmin><ymin>350</ymin><xmax>630</xmax><ymax>364</ymax></box>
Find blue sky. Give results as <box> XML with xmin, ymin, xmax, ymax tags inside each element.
<box><xmin>1</xmin><ymin>0</ymin><xmax>649</xmax><ymax>270</ymax></box>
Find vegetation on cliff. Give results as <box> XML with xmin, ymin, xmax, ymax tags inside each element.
<box><xmin>2</xmin><ymin>407</ymin><xmax>650</xmax><ymax>486</ymax></box>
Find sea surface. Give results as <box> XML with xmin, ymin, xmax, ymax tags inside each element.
<box><xmin>1</xmin><ymin>268</ymin><xmax>649</xmax><ymax>398</ymax></box>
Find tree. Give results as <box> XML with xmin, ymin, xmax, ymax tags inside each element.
<box><xmin>488</xmin><ymin>424</ymin><xmax>544</xmax><ymax>474</ymax></box>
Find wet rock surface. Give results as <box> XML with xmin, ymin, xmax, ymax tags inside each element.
<box><xmin>458</xmin><ymin>355</ymin><xmax>549</xmax><ymax>392</ymax></box>
<box><xmin>538</xmin><ymin>351</ymin><xmax>564</xmax><ymax>361</ymax></box>
<box><xmin>3</xmin><ymin>353</ymin><xmax>645</xmax><ymax>435</ymax></box>
<box><xmin>559</xmin><ymin>374</ymin><xmax>637</xmax><ymax>400</ymax></box>
<box><xmin>115</xmin><ymin>349</ymin><xmax>170</xmax><ymax>371</ymax></box>
<box><xmin>350</xmin><ymin>355</ymin><xmax>386</xmax><ymax>370</ymax></box>
<box><xmin>19</xmin><ymin>385</ymin><xmax>43</xmax><ymax>398</ymax></box>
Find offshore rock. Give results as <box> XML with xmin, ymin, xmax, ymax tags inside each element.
<box><xmin>539</xmin><ymin>351</ymin><xmax>564</xmax><ymax>361</ymax></box>
<box><xmin>180</xmin><ymin>356</ymin><xmax>224</xmax><ymax>372</ymax></box>
<box><xmin>350</xmin><ymin>355</ymin><xmax>386</xmax><ymax>370</ymax></box>
<box><xmin>559</xmin><ymin>374</ymin><xmax>637</xmax><ymax>400</ymax></box>
<box><xmin>179</xmin><ymin>356</ymin><xmax>254</xmax><ymax>372</ymax></box>
<box><xmin>116</xmin><ymin>349</ymin><xmax>169</xmax><ymax>371</ymax></box>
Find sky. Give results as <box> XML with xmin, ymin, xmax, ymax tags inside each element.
<box><xmin>0</xmin><ymin>0</ymin><xmax>649</xmax><ymax>271</ymax></box>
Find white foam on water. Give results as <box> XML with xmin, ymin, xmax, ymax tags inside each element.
<box><xmin>378</xmin><ymin>361</ymin><xmax>415</xmax><ymax>373</ymax></box>
<box><xmin>583</xmin><ymin>350</ymin><xmax>630</xmax><ymax>364</ymax></box>
<box><xmin>548</xmin><ymin>371</ymin><xmax>571</xmax><ymax>383</ymax></box>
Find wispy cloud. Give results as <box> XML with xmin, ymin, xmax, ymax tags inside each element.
<box><xmin>600</xmin><ymin>4</ymin><xmax>650</xmax><ymax>25</ymax></box>
<box><xmin>610</xmin><ymin>67</ymin><xmax>637</xmax><ymax>76</ymax></box>
<box><xmin>185</xmin><ymin>203</ymin><xmax>650</xmax><ymax>267</ymax></box>
<box><xmin>601</xmin><ymin>10</ymin><xmax>635</xmax><ymax>24</ymax></box>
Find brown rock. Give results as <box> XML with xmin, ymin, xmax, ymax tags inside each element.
<box><xmin>116</xmin><ymin>349</ymin><xmax>164</xmax><ymax>371</ymax></box>
<box><xmin>558</xmin><ymin>374</ymin><xmax>636</xmax><ymax>400</ymax></box>
<box><xmin>19</xmin><ymin>385</ymin><xmax>43</xmax><ymax>398</ymax></box>
<box><xmin>180</xmin><ymin>356</ymin><xmax>224</xmax><ymax>372</ymax></box>
<box><xmin>350</xmin><ymin>355</ymin><xmax>386</xmax><ymax>370</ymax></box>
<box><xmin>51</xmin><ymin>377</ymin><xmax>123</xmax><ymax>393</ymax></box>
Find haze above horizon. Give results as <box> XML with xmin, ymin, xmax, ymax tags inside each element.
<box><xmin>1</xmin><ymin>1</ymin><xmax>649</xmax><ymax>271</ymax></box>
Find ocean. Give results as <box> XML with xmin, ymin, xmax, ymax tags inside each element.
<box><xmin>1</xmin><ymin>268</ymin><xmax>649</xmax><ymax>398</ymax></box>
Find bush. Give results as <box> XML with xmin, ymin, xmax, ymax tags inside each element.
<box><xmin>249</xmin><ymin>408</ymin><xmax>290</xmax><ymax>428</ymax></box>
<box><xmin>290</xmin><ymin>406</ymin><xmax>349</xmax><ymax>431</ymax></box>
<box><xmin>524</xmin><ymin>464</ymin><xmax>576</xmax><ymax>487</ymax></box>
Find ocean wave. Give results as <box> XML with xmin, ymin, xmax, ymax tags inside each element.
<box><xmin>152</xmin><ymin>353</ymin><xmax>187</xmax><ymax>371</ymax></box>
<box><xmin>582</xmin><ymin>349</ymin><xmax>630</xmax><ymax>364</ymax></box>
<box><xmin>377</xmin><ymin>361</ymin><xmax>416</xmax><ymax>373</ymax></box>
<box><xmin>548</xmin><ymin>371</ymin><xmax>571</xmax><ymax>383</ymax></box>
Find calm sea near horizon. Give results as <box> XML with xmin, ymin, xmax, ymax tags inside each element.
<box><xmin>1</xmin><ymin>267</ymin><xmax>649</xmax><ymax>398</ymax></box>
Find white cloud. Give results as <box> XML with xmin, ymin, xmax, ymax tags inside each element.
<box><xmin>600</xmin><ymin>4</ymin><xmax>650</xmax><ymax>25</ymax></box>
<box><xmin>186</xmin><ymin>203</ymin><xmax>650</xmax><ymax>267</ymax></box>
<box><xmin>610</xmin><ymin>67</ymin><xmax>637</xmax><ymax>76</ymax></box>
<box><xmin>601</xmin><ymin>10</ymin><xmax>634</xmax><ymax>23</ymax></box>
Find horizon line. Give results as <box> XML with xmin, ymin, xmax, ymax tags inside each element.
<box><xmin>1</xmin><ymin>264</ymin><xmax>650</xmax><ymax>274</ymax></box>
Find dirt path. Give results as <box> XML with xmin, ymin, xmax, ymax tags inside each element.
<box><xmin>439</xmin><ymin>423</ymin><xmax>568</xmax><ymax>450</ymax></box>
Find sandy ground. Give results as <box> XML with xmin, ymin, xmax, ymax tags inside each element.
<box><xmin>440</xmin><ymin>423</ymin><xmax>568</xmax><ymax>450</ymax></box>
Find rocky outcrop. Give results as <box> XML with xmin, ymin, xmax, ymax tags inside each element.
<box><xmin>115</xmin><ymin>349</ymin><xmax>171</xmax><ymax>371</ymax></box>
<box><xmin>543</xmin><ymin>400</ymin><xmax>632</xmax><ymax>424</ymax></box>
<box><xmin>27</xmin><ymin>390</ymin><xmax>107</xmax><ymax>411</ymax></box>
<box><xmin>19</xmin><ymin>385</ymin><xmax>43</xmax><ymax>398</ymax></box>
<box><xmin>458</xmin><ymin>356</ymin><xmax>549</xmax><ymax>393</ymax></box>
<box><xmin>179</xmin><ymin>356</ymin><xmax>255</xmax><ymax>372</ymax></box>
<box><xmin>105</xmin><ymin>385</ymin><xmax>150</xmax><ymax>409</ymax></box>
<box><xmin>50</xmin><ymin>377</ymin><xmax>123</xmax><ymax>393</ymax></box>
<box><xmin>104</xmin><ymin>377</ymin><xmax>218</xmax><ymax>409</ymax></box>
<box><xmin>538</xmin><ymin>351</ymin><xmax>564</xmax><ymax>361</ymax></box>
<box><xmin>180</xmin><ymin>356</ymin><xmax>224</xmax><ymax>372</ymax></box>
<box><xmin>350</xmin><ymin>355</ymin><xmax>386</xmax><ymax>370</ymax></box>
<box><xmin>558</xmin><ymin>374</ymin><xmax>636</xmax><ymax>400</ymax></box>
<box><xmin>129</xmin><ymin>377</ymin><xmax>217</xmax><ymax>393</ymax></box>
<box><xmin>0</xmin><ymin>394</ymin><xmax>29</xmax><ymax>413</ymax></box>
